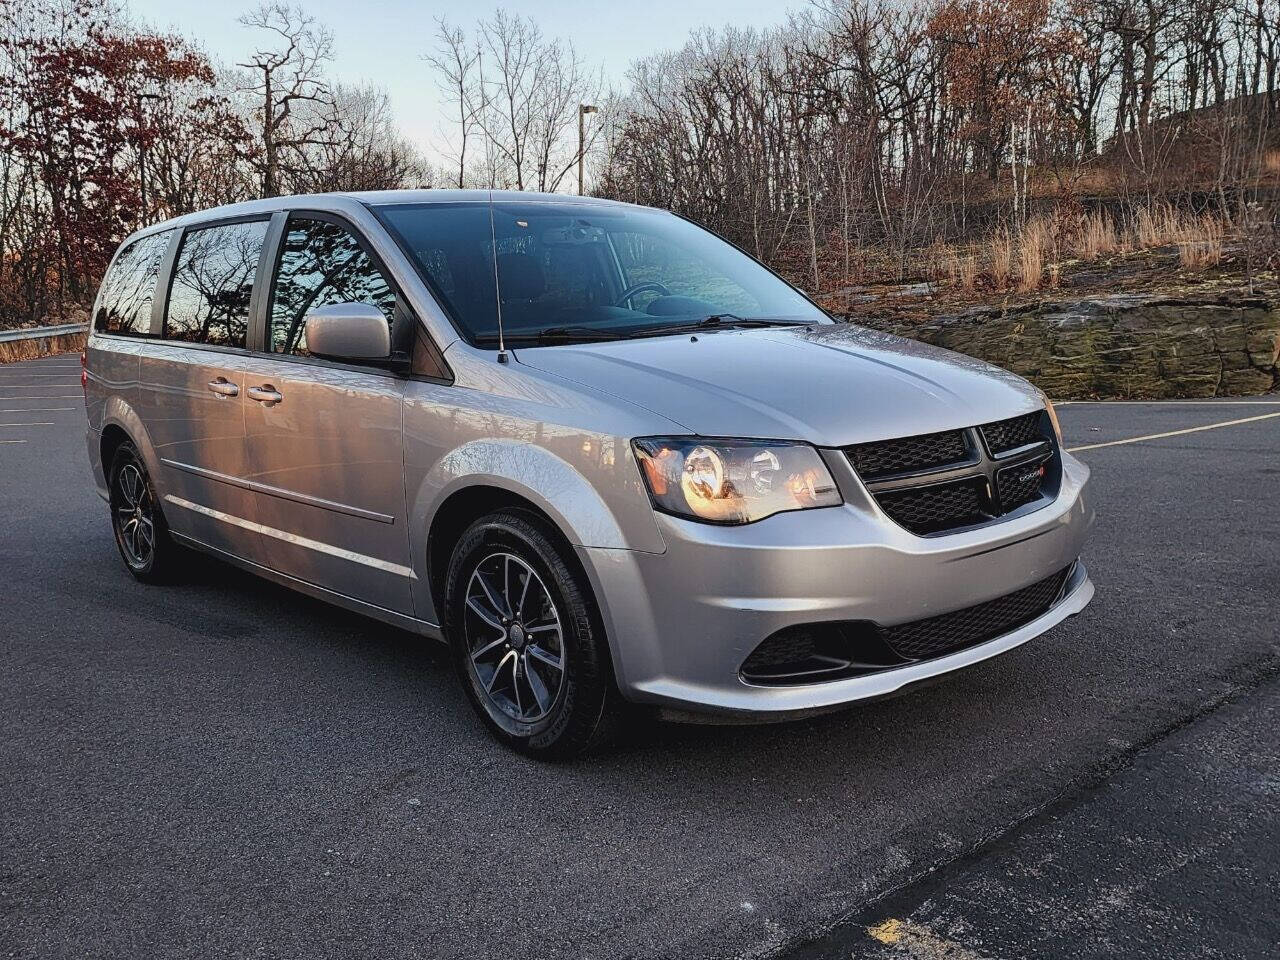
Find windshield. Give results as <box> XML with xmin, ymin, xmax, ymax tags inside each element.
<box><xmin>374</xmin><ymin>200</ymin><xmax>828</xmax><ymax>346</ymax></box>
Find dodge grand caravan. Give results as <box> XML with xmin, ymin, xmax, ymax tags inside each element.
<box><xmin>84</xmin><ymin>190</ymin><xmax>1094</xmax><ymax>756</ymax></box>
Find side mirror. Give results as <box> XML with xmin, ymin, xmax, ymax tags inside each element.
<box><xmin>303</xmin><ymin>303</ymin><xmax>391</xmax><ymax>361</ymax></box>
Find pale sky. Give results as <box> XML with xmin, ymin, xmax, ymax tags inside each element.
<box><xmin>127</xmin><ymin>0</ymin><xmax>795</xmax><ymax>165</ymax></box>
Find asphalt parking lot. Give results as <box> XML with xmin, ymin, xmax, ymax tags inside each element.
<box><xmin>2</xmin><ymin>353</ymin><xmax>1278</xmax><ymax>960</ymax></box>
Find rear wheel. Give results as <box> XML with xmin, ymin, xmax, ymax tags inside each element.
<box><xmin>444</xmin><ymin>510</ymin><xmax>619</xmax><ymax>758</ymax></box>
<box><xmin>108</xmin><ymin>441</ymin><xmax>184</xmax><ymax>583</ymax></box>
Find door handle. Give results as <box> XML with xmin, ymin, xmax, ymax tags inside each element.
<box><xmin>207</xmin><ymin>377</ymin><xmax>239</xmax><ymax>398</ymax></box>
<box><xmin>247</xmin><ymin>384</ymin><xmax>283</xmax><ymax>406</ymax></box>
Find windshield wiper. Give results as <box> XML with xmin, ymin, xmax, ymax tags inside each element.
<box><xmin>634</xmin><ymin>315</ymin><xmax>808</xmax><ymax>337</ymax></box>
<box><xmin>531</xmin><ymin>325</ymin><xmax>630</xmax><ymax>344</ymax></box>
<box><xmin>705</xmin><ymin>315</ymin><xmax>807</xmax><ymax>328</ymax></box>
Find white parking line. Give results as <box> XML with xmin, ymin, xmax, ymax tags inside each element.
<box><xmin>0</xmin><ymin>407</ymin><xmax>75</xmax><ymax>413</ymax></box>
<box><xmin>0</xmin><ymin>422</ymin><xmax>55</xmax><ymax>427</ymax></box>
<box><xmin>0</xmin><ymin>373</ymin><xmax>82</xmax><ymax>377</ymax></box>
<box><xmin>1058</xmin><ymin>399</ymin><xmax>1280</xmax><ymax>405</ymax></box>
<box><xmin>1068</xmin><ymin>411</ymin><xmax>1280</xmax><ymax>452</ymax></box>
<box><xmin>0</xmin><ymin>439</ymin><xmax>26</xmax><ymax>444</ymax></box>
<box><xmin>0</xmin><ymin>395</ymin><xmax>82</xmax><ymax>399</ymax></box>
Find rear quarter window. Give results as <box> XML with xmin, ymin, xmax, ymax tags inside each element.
<box><xmin>165</xmin><ymin>220</ymin><xmax>270</xmax><ymax>348</ymax></box>
<box><xmin>94</xmin><ymin>231</ymin><xmax>172</xmax><ymax>336</ymax></box>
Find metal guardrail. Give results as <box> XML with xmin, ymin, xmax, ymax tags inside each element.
<box><xmin>0</xmin><ymin>323</ymin><xmax>88</xmax><ymax>344</ymax></box>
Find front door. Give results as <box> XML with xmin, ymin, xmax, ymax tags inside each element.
<box><xmin>240</xmin><ymin>213</ymin><xmax>414</xmax><ymax>615</ymax></box>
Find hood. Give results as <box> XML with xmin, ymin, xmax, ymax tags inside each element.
<box><xmin>512</xmin><ymin>324</ymin><xmax>1043</xmax><ymax>447</ymax></box>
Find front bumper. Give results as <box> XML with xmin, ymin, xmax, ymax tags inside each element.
<box><xmin>580</xmin><ymin>448</ymin><xmax>1094</xmax><ymax>719</ymax></box>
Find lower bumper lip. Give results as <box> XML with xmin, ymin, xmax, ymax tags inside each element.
<box><xmin>638</xmin><ymin>560</ymin><xmax>1095</xmax><ymax>723</ymax></box>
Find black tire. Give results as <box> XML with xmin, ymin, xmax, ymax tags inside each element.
<box><xmin>108</xmin><ymin>441</ymin><xmax>185</xmax><ymax>583</ymax></box>
<box><xmin>444</xmin><ymin>509</ymin><xmax>619</xmax><ymax>758</ymax></box>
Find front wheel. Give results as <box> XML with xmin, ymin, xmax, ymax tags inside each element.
<box><xmin>444</xmin><ymin>510</ymin><xmax>619</xmax><ymax>758</ymax></box>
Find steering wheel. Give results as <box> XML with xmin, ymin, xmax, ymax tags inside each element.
<box><xmin>615</xmin><ymin>281</ymin><xmax>671</xmax><ymax>308</ymax></box>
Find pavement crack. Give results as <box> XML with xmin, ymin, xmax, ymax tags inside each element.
<box><xmin>775</xmin><ymin>650</ymin><xmax>1280</xmax><ymax>959</ymax></box>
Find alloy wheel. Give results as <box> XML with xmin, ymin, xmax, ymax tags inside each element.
<box><xmin>113</xmin><ymin>462</ymin><xmax>156</xmax><ymax>569</ymax></box>
<box><xmin>463</xmin><ymin>552</ymin><xmax>566</xmax><ymax>723</ymax></box>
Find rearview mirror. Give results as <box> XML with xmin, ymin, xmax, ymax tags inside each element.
<box><xmin>303</xmin><ymin>303</ymin><xmax>391</xmax><ymax>361</ymax></box>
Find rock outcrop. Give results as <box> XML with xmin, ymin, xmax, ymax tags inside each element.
<box><xmin>848</xmin><ymin>292</ymin><xmax>1280</xmax><ymax>398</ymax></box>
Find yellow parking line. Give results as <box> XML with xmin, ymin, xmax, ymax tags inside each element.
<box><xmin>866</xmin><ymin>918</ymin><xmax>990</xmax><ymax>959</ymax></box>
<box><xmin>1068</xmin><ymin>411</ymin><xmax>1280</xmax><ymax>452</ymax></box>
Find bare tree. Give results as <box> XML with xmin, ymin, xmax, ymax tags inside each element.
<box><xmin>424</xmin><ymin>19</ymin><xmax>483</xmax><ymax>188</ymax></box>
<box><xmin>237</xmin><ymin>2</ymin><xmax>334</xmax><ymax>198</ymax></box>
<box><xmin>289</xmin><ymin>83</ymin><xmax>426</xmax><ymax>192</ymax></box>
<box><xmin>426</xmin><ymin>11</ymin><xmax>602</xmax><ymax>191</ymax></box>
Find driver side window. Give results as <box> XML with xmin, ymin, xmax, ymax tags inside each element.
<box><xmin>269</xmin><ymin>217</ymin><xmax>396</xmax><ymax>356</ymax></box>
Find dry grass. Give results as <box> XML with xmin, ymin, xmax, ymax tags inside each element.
<box><xmin>948</xmin><ymin>253</ymin><xmax>978</xmax><ymax>291</ymax></box>
<box><xmin>0</xmin><ymin>332</ymin><xmax>86</xmax><ymax>363</ymax></box>
<box><xmin>1067</xmin><ymin>203</ymin><xmax>1231</xmax><ymax>271</ymax></box>
<box><xmin>1130</xmin><ymin>203</ymin><xmax>1226</xmax><ymax>268</ymax></box>
<box><xmin>836</xmin><ymin>199</ymin><xmax>1234</xmax><ymax>298</ymax></box>
<box><xmin>1073</xmin><ymin>211</ymin><xmax>1121</xmax><ymax>260</ymax></box>
<box><xmin>924</xmin><ymin>239</ymin><xmax>954</xmax><ymax>281</ymax></box>
<box><xmin>1178</xmin><ymin>215</ymin><xmax>1225</xmax><ymax>268</ymax></box>
<box><xmin>1265</xmin><ymin>150</ymin><xmax>1280</xmax><ymax>175</ymax></box>
<box><xmin>989</xmin><ymin>226</ymin><xmax>1014</xmax><ymax>289</ymax></box>
<box><xmin>1133</xmin><ymin>202</ymin><xmax>1185</xmax><ymax>248</ymax></box>
<box><xmin>1018</xmin><ymin>218</ymin><xmax>1052</xmax><ymax>291</ymax></box>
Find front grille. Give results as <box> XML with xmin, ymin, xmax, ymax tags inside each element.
<box><xmin>876</xmin><ymin>478</ymin><xmax>989</xmax><ymax>535</ymax></box>
<box><xmin>980</xmin><ymin>411</ymin><xmax>1042</xmax><ymax>453</ymax></box>
<box><xmin>847</xmin><ymin>411</ymin><xmax>1058</xmax><ymax>536</ymax></box>
<box><xmin>997</xmin><ymin>462</ymin><xmax>1045</xmax><ymax>513</ymax></box>
<box><xmin>847</xmin><ymin>429</ymin><xmax>968</xmax><ymax>479</ymax></box>
<box><xmin>881</xmin><ymin>566</ymin><xmax>1072</xmax><ymax>661</ymax></box>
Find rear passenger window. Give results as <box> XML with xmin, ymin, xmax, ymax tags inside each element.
<box><xmin>94</xmin><ymin>231</ymin><xmax>171</xmax><ymax>335</ymax></box>
<box><xmin>269</xmin><ymin>217</ymin><xmax>395</xmax><ymax>356</ymax></box>
<box><xmin>165</xmin><ymin>220</ymin><xmax>269</xmax><ymax>348</ymax></box>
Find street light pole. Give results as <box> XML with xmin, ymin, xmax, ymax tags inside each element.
<box><xmin>578</xmin><ymin>103</ymin><xmax>598</xmax><ymax>196</ymax></box>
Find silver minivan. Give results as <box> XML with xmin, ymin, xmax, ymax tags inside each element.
<box><xmin>84</xmin><ymin>190</ymin><xmax>1094</xmax><ymax>756</ymax></box>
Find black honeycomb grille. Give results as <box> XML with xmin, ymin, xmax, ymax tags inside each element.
<box><xmin>742</xmin><ymin>629</ymin><xmax>818</xmax><ymax>671</ymax></box>
<box><xmin>881</xmin><ymin>566</ymin><xmax>1071</xmax><ymax>661</ymax></box>
<box><xmin>875</xmin><ymin>478</ymin><xmax>990</xmax><ymax>535</ymax></box>
<box><xmin>847</xmin><ymin>429</ymin><xmax>968</xmax><ymax>479</ymax></box>
<box><xmin>997</xmin><ymin>462</ymin><xmax>1045</xmax><ymax>513</ymax></box>
<box><xmin>848</xmin><ymin>412</ymin><xmax>1056</xmax><ymax>536</ymax></box>
<box><xmin>980</xmin><ymin>412</ymin><xmax>1043</xmax><ymax>453</ymax></box>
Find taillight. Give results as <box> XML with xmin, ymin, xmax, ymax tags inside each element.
<box><xmin>80</xmin><ymin>349</ymin><xmax>88</xmax><ymax>390</ymax></box>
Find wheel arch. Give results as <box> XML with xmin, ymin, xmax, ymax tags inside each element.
<box><xmin>408</xmin><ymin>437</ymin><xmax>662</xmax><ymax>620</ymax></box>
<box><xmin>424</xmin><ymin>484</ymin><xmax>590</xmax><ymax>633</ymax></box>
<box><xmin>98</xmin><ymin>400</ymin><xmax>163</xmax><ymax>489</ymax></box>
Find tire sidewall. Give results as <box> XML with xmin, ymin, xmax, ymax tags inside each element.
<box><xmin>444</xmin><ymin>512</ymin><xmax>608</xmax><ymax>755</ymax></box>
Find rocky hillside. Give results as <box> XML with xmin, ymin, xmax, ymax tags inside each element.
<box><xmin>828</xmin><ymin>247</ymin><xmax>1280</xmax><ymax>399</ymax></box>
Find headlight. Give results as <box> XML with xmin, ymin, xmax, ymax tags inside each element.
<box><xmin>1038</xmin><ymin>390</ymin><xmax>1063</xmax><ymax>444</ymax></box>
<box><xmin>632</xmin><ymin>438</ymin><xmax>842</xmax><ymax>524</ymax></box>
